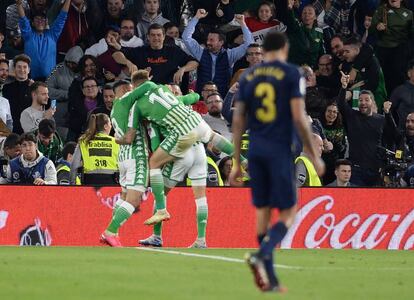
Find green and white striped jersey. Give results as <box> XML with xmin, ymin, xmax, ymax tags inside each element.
<box><xmin>130</xmin><ymin>82</ymin><xmax>203</xmax><ymax>136</ymax></box>
<box><xmin>111</xmin><ymin>95</ymin><xmax>147</xmax><ymax>162</ymax></box>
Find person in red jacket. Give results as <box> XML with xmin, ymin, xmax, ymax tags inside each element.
<box><xmin>245</xmin><ymin>1</ymin><xmax>286</xmax><ymax>45</ymax></box>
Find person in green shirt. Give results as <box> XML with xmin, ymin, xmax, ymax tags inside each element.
<box><xmin>33</xmin><ymin>119</ymin><xmax>63</xmax><ymax>165</ymax></box>
<box><xmin>285</xmin><ymin>0</ymin><xmax>325</xmax><ymax>69</ymax></box>
<box><xmin>371</xmin><ymin>0</ymin><xmax>414</xmax><ymax>93</ymax></box>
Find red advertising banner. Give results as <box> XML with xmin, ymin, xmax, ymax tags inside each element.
<box><xmin>0</xmin><ymin>186</ymin><xmax>413</xmax><ymax>249</ymax></box>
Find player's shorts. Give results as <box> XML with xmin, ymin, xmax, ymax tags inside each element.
<box><xmin>162</xmin><ymin>143</ymin><xmax>207</xmax><ymax>188</ymax></box>
<box><xmin>248</xmin><ymin>144</ymin><xmax>296</xmax><ymax>210</ymax></box>
<box><xmin>118</xmin><ymin>158</ymin><xmax>148</xmax><ymax>193</ymax></box>
<box><xmin>160</xmin><ymin>119</ymin><xmax>213</xmax><ymax>158</ymax></box>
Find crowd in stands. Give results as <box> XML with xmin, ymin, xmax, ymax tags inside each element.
<box><xmin>1</xmin><ymin>0</ymin><xmax>414</xmax><ymax>187</ymax></box>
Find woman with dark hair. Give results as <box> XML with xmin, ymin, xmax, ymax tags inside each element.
<box><xmin>245</xmin><ymin>1</ymin><xmax>287</xmax><ymax>45</ymax></box>
<box><xmin>70</xmin><ymin>113</ymin><xmax>119</xmax><ymax>185</ymax></box>
<box><xmin>218</xmin><ymin>156</ymin><xmax>233</xmax><ymax>186</ymax></box>
<box><xmin>320</xmin><ymin>102</ymin><xmax>347</xmax><ymax>184</ymax></box>
<box><xmin>285</xmin><ymin>0</ymin><xmax>325</xmax><ymax>69</ymax></box>
<box><xmin>67</xmin><ymin>76</ymin><xmax>104</xmax><ymax>142</ymax></box>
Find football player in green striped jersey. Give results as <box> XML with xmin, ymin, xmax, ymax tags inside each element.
<box><xmin>101</xmin><ymin>80</ymin><xmax>149</xmax><ymax>247</ymax></box>
<box><xmin>139</xmin><ymin>84</ymin><xmax>208</xmax><ymax>248</ymax></box>
<box><xmin>130</xmin><ymin>70</ymin><xmax>247</xmax><ymax>226</ymax></box>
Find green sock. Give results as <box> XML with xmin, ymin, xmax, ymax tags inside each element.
<box><xmin>211</xmin><ymin>134</ymin><xmax>247</xmax><ymax>164</ymax></box>
<box><xmin>112</xmin><ymin>198</ymin><xmax>124</xmax><ymax>217</ymax></box>
<box><xmin>150</xmin><ymin>169</ymin><xmax>166</xmax><ymax>210</ymax></box>
<box><xmin>153</xmin><ymin>206</ymin><xmax>162</xmax><ymax>236</ymax></box>
<box><xmin>195</xmin><ymin>197</ymin><xmax>208</xmax><ymax>239</ymax></box>
<box><xmin>106</xmin><ymin>201</ymin><xmax>135</xmax><ymax>234</ymax></box>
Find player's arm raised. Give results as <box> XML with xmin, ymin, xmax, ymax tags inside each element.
<box><xmin>229</xmin><ymin>101</ymin><xmax>247</xmax><ymax>186</ymax></box>
<box><xmin>291</xmin><ymin>99</ymin><xmax>325</xmax><ymax>176</ymax></box>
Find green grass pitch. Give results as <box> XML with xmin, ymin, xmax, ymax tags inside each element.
<box><xmin>0</xmin><ymin>247</ymin><xmax>413</xmax><ymax>300</ymax></box>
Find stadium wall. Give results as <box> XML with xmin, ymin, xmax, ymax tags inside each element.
<box><xmin>0</xmin><ymin>186</ymin><xmax>413</xmax><ymax>250</ymax></box>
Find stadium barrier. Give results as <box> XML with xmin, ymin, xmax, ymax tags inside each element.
<box><xmin>0</xmin><ymin>186</ymin><xmax>413</xmax><ymax>249</ymax></box>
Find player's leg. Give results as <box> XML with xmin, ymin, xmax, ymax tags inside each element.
<box><xmin>188</xmin><ymin>143</ymin><xmax>208</xmax><ymax>248</ymax></box>
<box><xmin>256</xmin><ymin>152</ymin><xmax>296</xmax><ymax>292</ymax></box>
<box><xmin>208</xmin><ymin>131</ymin><xmax>248</xmax><ymax>167</ymax></box>
<box><xmin>244</xmin><ymin>153</ymin><xmax>274</xmax><ymax>290</ymax></box>
<box><xmin>102</xmin><ymin>159</ymin><xmax>146</xmax><ymax>247</ymax></box>
<box><xmin>145</xmin><ymin>131</ymin><xmax>197</xmax><ymax>225</ymax></box>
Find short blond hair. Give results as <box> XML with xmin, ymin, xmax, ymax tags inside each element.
<box><xmin>131</xmin><ymin>70</ymin><xmax>150</xmax><ymax>86</ymax></box>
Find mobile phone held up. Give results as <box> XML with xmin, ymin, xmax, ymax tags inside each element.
<box><xmin>51</xmin><ymin>99</ymin><xmax>57</xmax><ymax>109</ymax></box>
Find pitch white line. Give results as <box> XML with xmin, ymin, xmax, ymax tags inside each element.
<box><xmin>134</xmin><ymin>247</ymin><xmax>414</xmax><ymax>271</ymax></box>
<box><xmin>135</xmin><ymin>247</ymin><xmax>301</xmax><ymax>269</ymax></box>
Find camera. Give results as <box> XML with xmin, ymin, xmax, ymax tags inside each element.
<box><xmin>378</xmin><ymin>146</ymin><xmax>412</xmax><ymax>187</ymax></box>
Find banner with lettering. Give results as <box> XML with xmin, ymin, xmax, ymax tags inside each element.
<box><xmin>0</xmin><ymin>186</ymin><xmax>412</xmax><ymax>249</ymax></box>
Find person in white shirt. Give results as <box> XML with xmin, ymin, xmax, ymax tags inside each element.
<box><xmin>20</xmin><ymin>81</ymin><xmax>55</xmax><ymax>133</ymax></box>
<box><xmin>0</xmin><ymin>96</ymin><xmax>13</xmax><ymax>131</ymax></box>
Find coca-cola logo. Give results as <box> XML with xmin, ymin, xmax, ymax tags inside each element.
<box><xmin>281</xmin><ymin>195</ymin><xmax>414</xmax><ymax>250</ymax></box>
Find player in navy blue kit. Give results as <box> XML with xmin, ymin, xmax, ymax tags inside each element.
<box><xmin>230</xmin><ymin>32</ymin><xmax>325</xmax><ymax>292</ymax></box>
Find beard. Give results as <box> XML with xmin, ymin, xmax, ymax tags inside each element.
<box><xmin>209</xmin><ymin>110</ymin><xmax>221</xmax><ymax>118</ymax></box>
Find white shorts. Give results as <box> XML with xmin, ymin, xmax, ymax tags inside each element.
<box><xmin>161</xmin><ymin>119</ymin><xmax>213</xmax><ymax>158</ymax></box>
<box><xmin>162</xmin><ymin>143</ymin><xmax>207</xmax><ymax>188</ymax></box>
<box><xmin>118</xmin><ymin>158</ymin><xmax>148</xmax><ymax>193</ymax></box>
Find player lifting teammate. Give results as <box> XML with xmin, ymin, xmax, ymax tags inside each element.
<box><xmin>230</xmin><ymin>32</ymin><xmax>325</xmax><ymax>292</ymax></box>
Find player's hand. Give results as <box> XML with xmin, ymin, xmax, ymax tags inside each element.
<box><xmin>376</xmin><ymin>22</ymin><xmax>386</xmax><ymax>31</ymax></box>
<box><xmin>383</xmin><ymin>101</ymin><xmax>392</xmax><ymax>114</ymax></box>
<box><xmin>229</xmin><ymin>164</ymin><xmax>244</xmax><ymax>187</ymax></box>
<box><xmin>33</xmin><ymin>178</ymin><xmax>46</xmax><ymax>185</ymax></box>
<box><xmin>173</xmin><ymin>68</ymin><xmax>185</xmax><ymax>84</ymax></box>
<box><xmin>196</xmin><ymin>9</ymin><xmax>208</xmax><ymax>19</ymax></box>
<box><xmin>234</xmin><ymin>14</ymin><xmax>245</xmax><ymax>26</ymax></box>
<box><xmin>340</xmin><ymin>71</ymin><xmax>350</xmax><ymax>89</ymax></box>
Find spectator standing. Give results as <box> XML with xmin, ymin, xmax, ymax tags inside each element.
<box><xmin>342</xmin><ymin>37</ymin><xmax>387</xmax><ymax>111</ymax></box>
<box><xmin>338</xmin><ymin>71</ymin><xmax>385</xmax><ymax>187</ymax></box>
<box><xmin>182</xmin><ymin>10</ymin><xmax>253</xmax><ymax>97</ymax></box>
<box><xmin>34</xmin><ymin>119</ymin><xmax>63</xmax><ymax>165</ymax></box>
<box><xmin>0</xmin><ymin>132</ymin><xmax>57</xmax><ymax>185</ymax></box>
<box><xmin>320</xmin><ymin>102</ymin><xmax>346</xmax><ymax>184</ymax></box>
<box><xmin>390</xmin><ymin>60</ymin><xmax>414</xmax><ymax>130</ymax></box>
<box><xmin>136</xmin><ymin>0</ymin><xmax>170</xmax><ymax>41</ymax></box>
<box><xmin>114</xmin><ymin>24</ymin><xmax>199</xmax><ymax>88</ymax></box>
<box><xmin>17</xmin><ymin>0</ymin><xmax>70</xmax><ymax>80</ymax></box>
<box><xmin>301</xmin><ymin>65</ymin><xmax>329</xmax><ymax>120</ymax></box>
<box><xmin>46</xmin><ymin>45</ymin><xmax>83</xmax><ymax>138</ymax></box>
<box><xmin>326</xmin><ymin>159</ymin><xmax>354</xmax><ymax>187</ymax></box>
<box><xmin>285</xmin><ymin>0</ymin><xmax>325</xmax><ymax>69</ymax></box>
<box><xmin>20</xmin><ymin>81</ymin><xmax>55</xmax><ymax>133</ymax></box>
<box><xmin>316</xmin><ymin>54</ymin><xmax>340</xmax><ymax>97</ymax></box>
<box><xmin>245</xmin><ymin>1</ymin><xmax>287</xmax><ymax>45</ymax></box>
<box><xmin>371</xmin><ymin>0</ymin><xmax>414</xmax><ymax>94</ymax></box>
<box><xmin>48</xmin><ymin>0</ymin><xmax>103</xmax><ymax>57</ymax></box>
<box><xmin>2</xmin><ymin>54</ymin><xmax>32</xmax><ymax>134</ymax></box>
